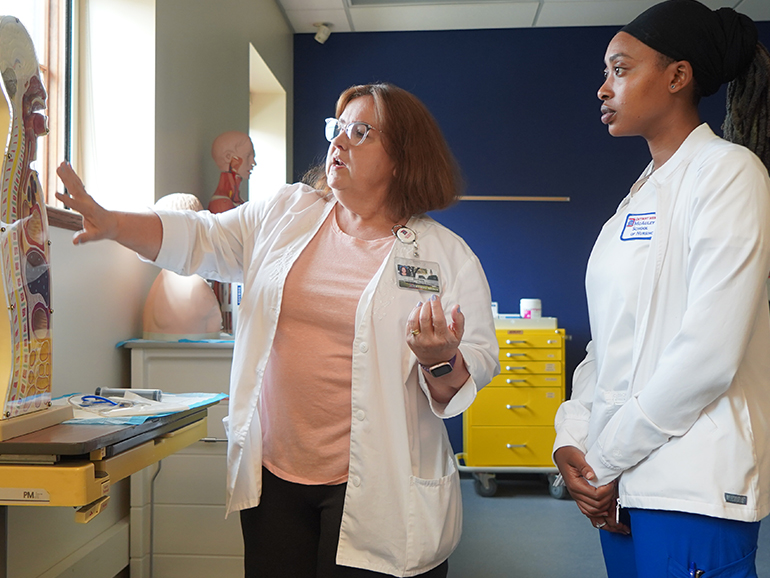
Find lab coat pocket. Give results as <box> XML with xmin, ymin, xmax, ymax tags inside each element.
<box><xmin>405</xmin><ymin>457</ymin><xmax>462</xmax><ymax>570</ymax></box>
<box><xmin>666</xmin><ymin>548</ymin><xmax>757</xmax><ymax>577</ymax></box>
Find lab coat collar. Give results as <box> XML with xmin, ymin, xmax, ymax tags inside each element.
<box><xmin>647</xmin><ymin>123</ymin><xmax>716</xmax><ymax>187</ymax></box>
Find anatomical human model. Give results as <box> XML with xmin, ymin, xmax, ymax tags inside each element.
<box><xmin>207</xmin><ymin>131</ymin><xmax>255</xmax><ymax>333</ymax></box>
<box><xmin>0</xmin><ymin>16</ymin><xmax>53</xmax><ymax>419</ymax></box>
<box><xmin>143</xmin><ymin>193</ymin><xmax>223</xmax><ymax>340</ymax></box>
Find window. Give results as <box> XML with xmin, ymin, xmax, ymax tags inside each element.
<box><xmin>0</xmin><ymin>0</ymin><xmax>72</xmax><ymax>224</ymax></box>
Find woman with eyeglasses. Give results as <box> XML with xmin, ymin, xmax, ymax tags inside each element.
<box><xmin>553</xmin><ymin>1</ymin><xmax>770</xmax><ymax>576</ymax></box>
<box><xmin>55</xmin><ymin>82</ymin><xmax>499</xmax><ymax>578</ymax></box>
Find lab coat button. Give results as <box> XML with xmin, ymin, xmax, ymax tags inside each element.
<box><xmin>355</xmin><ymin>410</ymin><xmax>365</xmax><ymax>421</ymax></box>
<box><xmin>359</xmin><ymin>342</ymin><xmax>369</xmax><ymax>353</ymax></box>
<box><xmin>350</xmin><ymin>475</ymin><xmax>361</xmax><ymax>487</ymax></box>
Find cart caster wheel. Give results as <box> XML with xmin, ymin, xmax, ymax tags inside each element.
<box><xmin>547</xmin><ymin>473</ymin><xmax>569</xmax><ymax>500</ymax></box>
<box><xmin>473</xmin><ymin>475</ymin><xmax>497</xmax><ymax>497</ymax></box>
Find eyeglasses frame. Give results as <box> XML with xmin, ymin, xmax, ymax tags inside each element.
<box><xmin>324</xmin><ymin>117</ymin><xmax>383</xmax><ymax>146</ymax></box>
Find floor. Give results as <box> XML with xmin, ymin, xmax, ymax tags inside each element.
<box><xmin>448</xmin><ymin>474</ymin><xmax>770</xmax><ymax>577</ymax></box>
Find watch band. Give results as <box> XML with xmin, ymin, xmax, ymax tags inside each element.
<box><xmin>420</xmin><ymin>354</ymin><xmax>457</xmax><ymax>378</ymax></box>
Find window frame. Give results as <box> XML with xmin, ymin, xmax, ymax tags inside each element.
<box><xmin>42</xmin><ymin>0</ymin><xmax>82</xmax><ymax>230</ymax></box>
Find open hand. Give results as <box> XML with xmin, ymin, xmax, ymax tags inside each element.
<box><xmin>55</xmin><ymin>162</ymin><xmax>119</xmax><ymax>245</ymax></box>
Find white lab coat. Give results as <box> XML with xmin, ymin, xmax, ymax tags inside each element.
<box><xmin>152</xmin><ymin>183</ymin><xmax>500</xmax><ymax>576</ymax></box>
<box><xmin>554</xmin><ymin>124</ymin><xmax>770</xmax><ymax>521</ymax></box>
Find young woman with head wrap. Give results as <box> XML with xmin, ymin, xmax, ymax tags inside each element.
<box><xmin>552</xmin><ymin>1</ymin><xmax>770</xmax><ymax>576</ymax></box>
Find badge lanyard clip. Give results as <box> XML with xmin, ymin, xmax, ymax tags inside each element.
<box><xmin>392</xmin><ymin>224</ymin><xmax>419</xmax><ymax>258</ymax></box>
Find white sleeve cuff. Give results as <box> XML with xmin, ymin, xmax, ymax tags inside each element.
<box><xmin>420</xmin><ymin>370</ymin><xmax>477</xmax><ymax>419</ymax></box>
<box><xmin>553</xmin><ymin>422</ymin><xmax>589</xmax><ymax>458</ymax></box>
<box><xmin>585</xmin><ymin>396</ymin><xmax>671</xmax><ymax>486</ymax></box>
<box><xmin>147</xmin><ymin>210</ymin><xmax>191</xmax><ymax>273</ymax></box>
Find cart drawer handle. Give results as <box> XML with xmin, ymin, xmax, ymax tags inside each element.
<box><xmin>506</xmin><ymin>379</ymin><xmax>526</xmax><ymax>384</ymax></box>
<box><xmin>506</xmin><ymin>404</ymin><xmax>527</xmax><ymax>409</ymax></box>
<box><xmin>505</xmin><ymin>353</ymin><xmax>526</xmax><ymax>357</ymax></box>
<box><xmin>547</xmin><ymin>339</ymin><xmax>559</xmax><ymax>344</ymax></box>
<box><xmin>505</xmin><ymin>340</ymin><xmax>526</xmax><ymax>344</ymax></box>
<box><xmin>506</xmin><ymin>443</ymin><xmax>527</xmax><ymax>449</ymax></box>
<box><xmin>506</xmin><ymin>366</ymin><xmax>525</xmax><ymax>371</ymax></box>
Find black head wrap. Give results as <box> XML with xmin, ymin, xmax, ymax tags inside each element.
<box><xmin>621</xmin><ymin>0</ymin><xmax>758</xmax><ymax>96</ymax></box>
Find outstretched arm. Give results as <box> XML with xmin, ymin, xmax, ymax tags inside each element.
<box><xmin>56</xmin><ymin>162</ymin><xmax>162</xmax><ymax>261</ymax></box>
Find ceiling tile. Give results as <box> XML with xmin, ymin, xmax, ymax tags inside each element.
<box><xmin>279</xmin><ymin>0</ymin><xmax>345</xmax><ymax>12</ymax></box>
<box><xmin>278</xmin><ymin>0</ymin><xmax>770</xmax><ymax>33</ymax></box>
<box><xmin>285</xmin><ymin>9</ymin><xmax>352</xmax><ymax>33</ymax></box>
<box><xmin>536</xmin><ymin>0</ymin><xmax>659</xmax><ymax>27</ymax></box>
<box><xmin>349</xmin><ymin>3</ymin><xmax>539</xmax><ymax>31</ymax></box>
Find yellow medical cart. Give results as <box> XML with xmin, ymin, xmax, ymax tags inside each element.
<box><xmin>458</xmin><ymin>319</ymin><xmax>567</xmax><ymax>498</ymax></box>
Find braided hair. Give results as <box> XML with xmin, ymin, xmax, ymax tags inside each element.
<box><xmin>723</xmin><ymin>43</ymin><xmax>770</xmax><ymax>172</ymax></box>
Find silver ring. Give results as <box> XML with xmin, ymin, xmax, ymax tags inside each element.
<box><xmin>594</xmin><ymin>521</ymin><xmax>606</xmax><ymax>529</ymax></box>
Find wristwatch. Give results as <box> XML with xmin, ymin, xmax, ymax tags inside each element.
<box><xmin>420</xmin><ymin>354</ymin><xmax>457</xmax><ymax>378</ymax></box>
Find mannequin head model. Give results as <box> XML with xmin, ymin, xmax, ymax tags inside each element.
<box><xmin>154</xmin><ymin>192</ymin><xmax>204</xmax><ymax>212</ymax></box>
<box><xmin>143</xmin><ymin>193</ymin><xmax>223</xmax><ymax>340</ymax></box>
<box><xmin>211</xmin><ymin>131</ymin><xmax>256</xmax><ymax>181</ymax></box>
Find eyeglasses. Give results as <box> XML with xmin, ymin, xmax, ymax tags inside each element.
<box><xmin>324</xmin><ymin>118</ymin><xmax>381</xmax><ymax>146</ymax></box>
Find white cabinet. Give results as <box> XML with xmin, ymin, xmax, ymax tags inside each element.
<box><xmin>124</xmin><ymin>341</ymin><xmax>243</xmax><ymax>578</ymax></box>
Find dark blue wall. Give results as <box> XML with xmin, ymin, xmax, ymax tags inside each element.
<box><xmin>293</xmin><ymin>23</ymin><xmax>770</xmax><ymax>452</ymax></box>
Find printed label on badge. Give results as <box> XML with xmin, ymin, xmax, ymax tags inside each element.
<box><xmin>620</xmin><ymin>212</ymin><xmax>656</xmax><ymax>241</ymax></box>
<box><xmin>395</xmin><ymin>257</ymin><xmax>441</xmax><ymax>293</ymax></box>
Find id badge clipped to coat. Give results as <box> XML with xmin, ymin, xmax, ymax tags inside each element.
<box><xmin>392</xmin><ymin>224</ymin><xmax>442</xmax><ymax>293</ymax></box>
<box><xmin>391</xmin><ymin>225</ymin><xmax>441</xmax><ymax>293</ymax></box>
<box><xmin>395</xmin><ymin>257</ymin><xmax>441</xmax><ymax>293</ymax></box>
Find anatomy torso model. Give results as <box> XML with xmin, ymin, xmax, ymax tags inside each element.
<box><xmin>0</xmin><ymin>16</ymin><xmax>52</xmax><ymax>419</ymax></box>
<box><xmin>207</xmin><ymin>131</ymin><xmax>255</xmax><ymax>333</ymax></box>
<box><xmin>207</xmin><ymin>131</ymin><xmax>255</xmax><ymax>214</ymax></box>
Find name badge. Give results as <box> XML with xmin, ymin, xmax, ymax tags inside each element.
<box><xmin>395</xmin><ymin>257</ymin><xmax>441</xmax><ymax>293</ymax></box>
<box><xmin>620</xmin><ymin>212</ymin><xmax>656</xmax><ymax>241</ymax></box>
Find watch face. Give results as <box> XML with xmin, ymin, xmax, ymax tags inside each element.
<box><xmin>429</xmin><ymin>362</ymin><xmax>453</xmax><ymax>378</ymax></box>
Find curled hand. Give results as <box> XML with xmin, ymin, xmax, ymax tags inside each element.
<box><xmin>553</xmin><ymin>446</ymin><xmax>616</xmax><ymax>518</ymax></box>
<box><xmin>406</xmin><ymin>295</ymin><xmax>464</xmax><ymax>366</ymax></box>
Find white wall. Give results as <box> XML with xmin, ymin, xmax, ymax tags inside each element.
<box><xmin>250</xmin><ymin>91</ymin><xmax>287</xmax><ymax>200</ymax></box>
<box><xmin>154</xmin><ymin>0</ymin><xmax>294</xmax><ymax>206</ymax></box>
<box><xmin>49</xmin><ymin>229</ymin><xmax>156</xmax><ymax>393</ymax></box>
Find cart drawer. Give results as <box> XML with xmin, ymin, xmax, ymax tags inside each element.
<box><xmin>486</xmin><ymin>374</ymin><xmax>563</xmax><ymax>388</ymax></box>
<box><xmin>464</xmin><ymin>426</ymin><xmax>557</xmax><ymax>467</ymax></box>
<box><xmin>499</xmin><ymin>348</ymin><xmax>562</xmax><ymax>362</ymax></box>
<box><xmin>496</xmin><ymin>331</ymin><xmax>563</xmax><ymax>349</ymax></box>
<box><xmin>500</xmin><ymin>361</ymin><xmax>561</xmax><ymax>375</ymax></box>
<box><xmin>470</xmin><ymin>387</ymin><xmax>562</xmax><ymax>426</ymax></box>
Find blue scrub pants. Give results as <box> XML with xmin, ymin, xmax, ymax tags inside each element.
<box><xmin>600</xmin><ymin>509</ymin><xmax>760</xmax><ymax>577</ymax></box>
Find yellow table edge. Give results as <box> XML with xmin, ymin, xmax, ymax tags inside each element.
<box><xmin>0</xmin><ymin>417</ymin><xmax>207</xmax><ymax>509</ymax></box>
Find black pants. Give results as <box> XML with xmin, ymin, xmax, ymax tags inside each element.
<box><xmin>240</xmin><ymin>467</ymin><xmax>450</xmax><ymax>578</ymax></box>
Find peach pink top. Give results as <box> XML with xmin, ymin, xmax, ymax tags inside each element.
<box><xmin>260</xmin><ymin>208</ymin><xmax>394</xmax><ymax>485</ymax></box>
